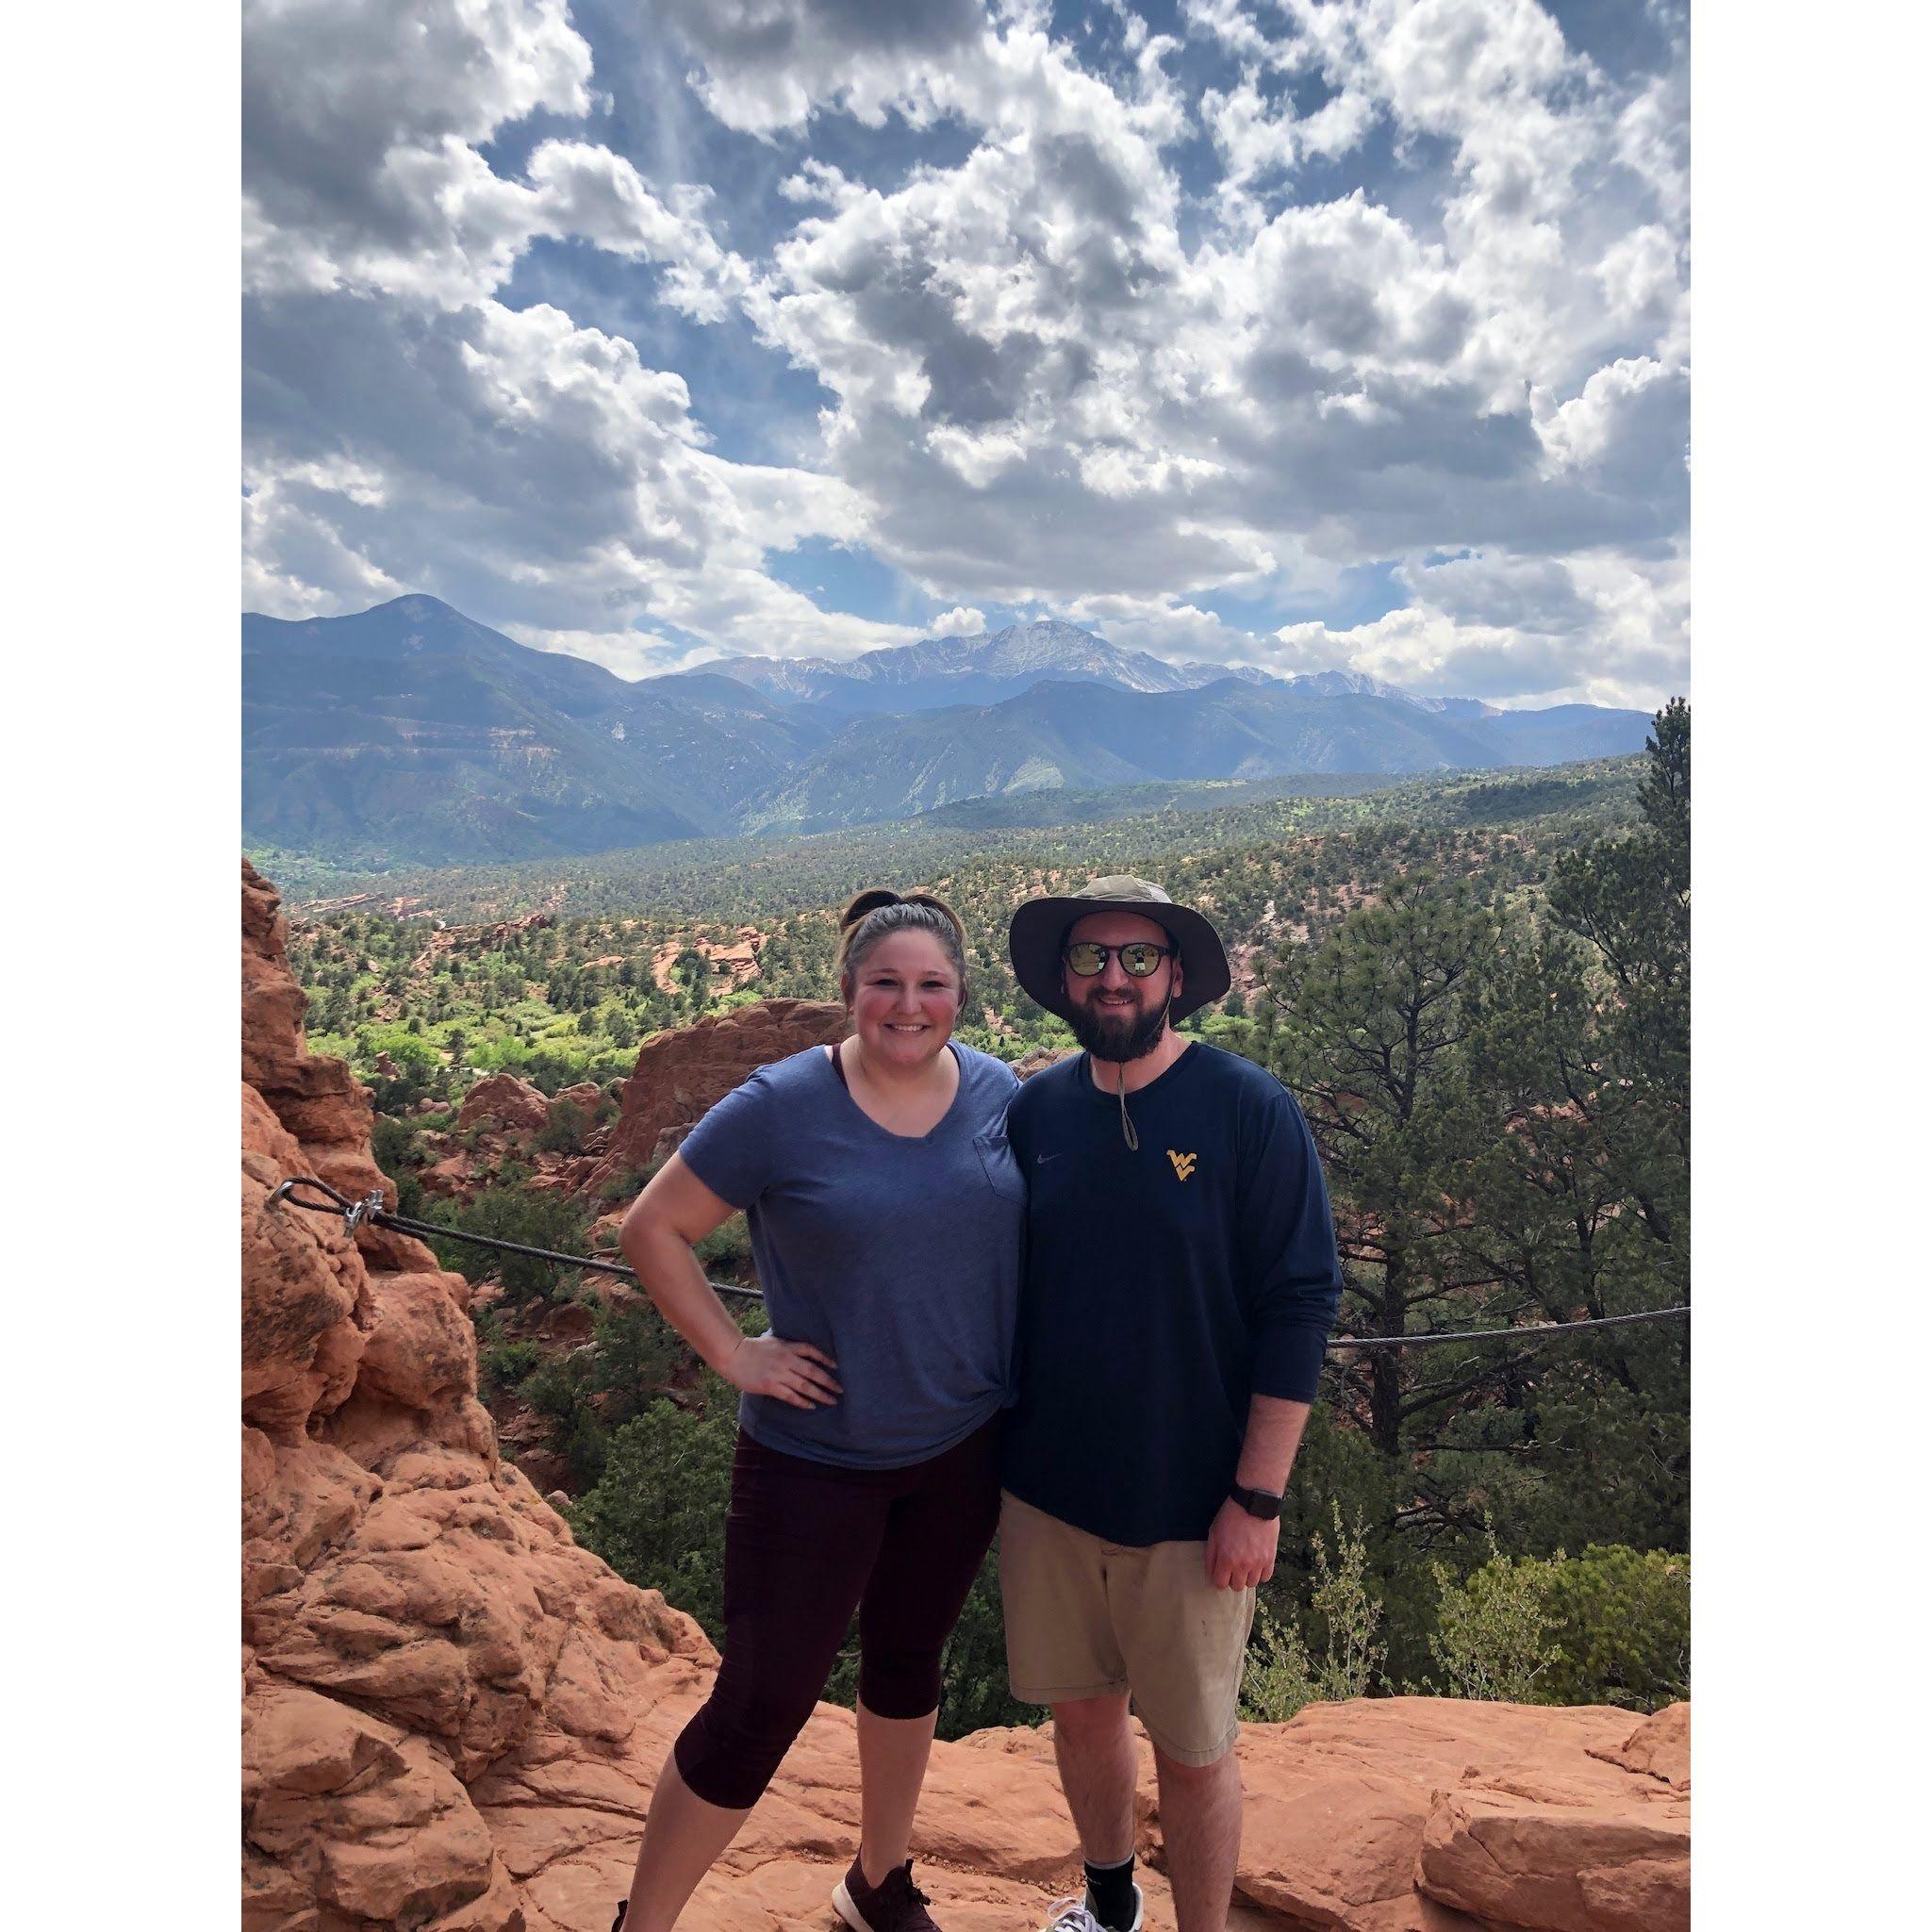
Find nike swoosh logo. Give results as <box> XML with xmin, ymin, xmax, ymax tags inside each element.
<box><xmin>1034</xmin><ymin>1153</ymin><xmax>1060</xmax><ymax>1164</ymax></box>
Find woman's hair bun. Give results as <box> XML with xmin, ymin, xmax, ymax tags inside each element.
<box><xmin>898</xmin><ymin>891</ymin><xmax>967</xmax><ymax>946</ymax></box>
<box><xmin>838</xmin><ymin>887</ymin><xmax>902</xmax><ymax>931</ymax></box>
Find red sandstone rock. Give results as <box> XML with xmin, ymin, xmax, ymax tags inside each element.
<box><xmin>586</xmin><ymin>999</ymin><xmax>847</xmax><ymax>1188</ymax></box>
<box><xmin>528</xmin><ymin>1151</ymin><xmax>601</xmax><ymax>1194</ymax></box>
<box><xmin>550</xmin><ymin>1082</ymin><xmax>606</xmax><ymax>1121</ymax></box>
<box><xmin>1013</xmin><ymin>1045</ymin><xmax>1077</xmax><ymax>1080</ymax></box>
<box><xmin>243</xmin><ymin>858</ymin><xmax>410</xmax><ymax>1261</ymax></box>
<box><xmin>1419</xmin><ymin>1790</ymin><xmax>1688</xmax><ymax>1932</ymax></box>
<box><xmin>458</xmin><ymin>1073</ymin><xmax>552</xmax><ymax>1135</ymax></box>
<box><xmin>1235</xmin><ymin>1698</ymin><xmax>1689</xmax><ymax>1932</ymax></box>
<box><xmin>242</xmin><ymin>861</ymin><xmax>721</xmax><ymax>1931</ymax></box>
<box><xmin>243</xmin><ymin>1667</ymin><xmax>523</xmax><ymax>1931</ymax></box>
<box><xmin>355</xmin><ymin>1270</ymin><xmax>480</xmax><ymax>1411</ymax></box>
<box><xmin>1590</xmin><ymin>1702</ymin><xmax>1689</xmax><ymax>1789</ymax></box>
<box><xmin>417</xmin><ymin>1144</ymin><xmax>481</xmax><ymax>1200</ymax></box>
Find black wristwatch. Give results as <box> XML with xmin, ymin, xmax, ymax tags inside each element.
<box><xmin>1230</xmin><ymin>1483</ymin><xmax>1284</xmax><ymax>1521</ymax></box>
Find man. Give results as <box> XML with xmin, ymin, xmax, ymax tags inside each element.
<box><xmin>999</xmin><ymin>876</ymin><xmax>1342</xmax><ymax>1932</ymax></box>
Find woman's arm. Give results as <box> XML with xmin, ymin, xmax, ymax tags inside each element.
<box><xmin>618</xmin><ymin>1153</ymin><xmax>843</xmax><ymax>1411</ymax></box>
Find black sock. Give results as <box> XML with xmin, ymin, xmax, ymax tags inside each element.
<box><xmin>1084</xmin><ymin>1853</ymin><xmax>1136</xmax><ymax>1928</ymax></box>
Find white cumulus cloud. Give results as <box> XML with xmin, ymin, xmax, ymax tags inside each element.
<box><xmin>241</xmin><ymin>0</ymin><xmax>1692</xmax><ymax>702</ymax></box>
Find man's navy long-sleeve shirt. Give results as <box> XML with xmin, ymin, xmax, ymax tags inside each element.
<box><xmin>1002</xmin><ymin>1042</ymin><xmax>1343</xmax><ymax>1546</ymax></box>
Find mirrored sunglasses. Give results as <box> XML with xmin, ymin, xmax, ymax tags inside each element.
<box><xmin>1063</xmin><ymin>940</ymin><xmax>1175</xmax><ymax>979</ymax></box>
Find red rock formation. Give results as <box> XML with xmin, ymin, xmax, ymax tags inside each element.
<box><xmin>586</xmin><ymin>999</ymin><xmax>847</xmax><ymax>1188</ymax></box>
<box><xmin>1013</xmin><ymin>1045</ymin><xmax>1076</xmax><ymax>1080</ymax></box>
<box><xmin>242</xmin><ymin>860</ymin><xmax>718</xmax><ymax>1931</ymax></box>
<box><xmin>548</xmin><ymin>1082</ymin><xmax>607</xmax><ymax>1123</ymax></box>
<box><xmin>458</xmin><ymin>1073</ymin><xmax>553</xmax><ymax>1135</ymax></box>
<box><xmin>411</xmin><ymin>912</ymin><xmax>556</xmax><ymax>974</ymax></box>
<box><xmin>1235</xmin><ymin>1698</ymin><xmax>1688</xmax><ymax>1931</ymax></box>
<box><xmin>243</xmin><ymin>860</ymin><xmax>402</xmax><ymax>1246</ymax></box>
<box><xmin>245</xmin><ymin>857</ymin><xmax>1688</xmax><ymax>1929</ymax></box>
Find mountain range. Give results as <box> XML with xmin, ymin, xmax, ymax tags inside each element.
<box><xmin>700</xmin><ymin>620</ymin><xmax>1504</xmax><ymax>719</ymax></box>
<box><xmin>702</xmin><ymin>619</ymin><xmax>1277</xmax><ymax>711</ymax></box>
<box><xmin>243</xmin><ymin>595</ymin><xmax>1651</xmax><ymax>864</ymax></box>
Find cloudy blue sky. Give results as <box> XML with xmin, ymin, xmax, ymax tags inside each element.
<box><xmin>241</xmin><ymin>0</ymin><xmax>1688</xmax><ymax>705</ymax></box>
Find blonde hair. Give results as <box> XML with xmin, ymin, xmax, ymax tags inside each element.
<box><xmin>834</xmin><ymin>889</ymin><xmax>970</xmax><ymax>1011</ymax></box>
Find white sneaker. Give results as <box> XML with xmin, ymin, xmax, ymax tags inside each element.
<box><xmin>1039</xmin><ymin>1883</ymin><xmax>1144</xmax><ymax>1932</ymax></box>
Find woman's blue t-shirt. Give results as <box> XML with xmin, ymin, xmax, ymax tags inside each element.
<box><xmin>674</xmin><ymin>1041</ymin><xmax>1024</xmax><ymax>1469</ymax></box>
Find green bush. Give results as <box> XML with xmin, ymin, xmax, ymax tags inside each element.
<box><xmin>479</xmin><ymin>1339</ymin><xmax>543</xmax><ymax>1401</ymax></box>
<box><xmin>694</xmin><ymin>1214</ymin><xmax>752</xmax><ymax>1271</ymax></box>
<box><xmin>518</xmin><ymin>1351</ymin><xmax>608</xmax><ymax>1483</ymax></box>
<box><xmin>590</xmin><ymin>1300</ymin><xmax>683</xmax><ymax>1428</ymax></box>
<box><xmin>359</xmin><ymin>1022</ymin><xmax>440</xmax><ymax>1071</ymax></box>
<box><xmin>520</xmin><ymin>1351</ymin><xmax>593</xmax><ymax>1421</ymax></box>
<box><xmin>1424</xmin><ymin>1528</ymin><xmax>1557</xmax><ymax>1703</ymax></box>
<box><xmin>1539</xmin><ymin>1544</ymin><xmax>1689</xmax><ymax>1710</ymax></box>
<box><xmin>931</xmin><ymin>1549</ymin><xmax>1032</xmax><ymax>1740</ymax></box>
<box><xmin>571</xmin><ymin>1377</ymin><xmax>741</xmax><ymax>1640</ymax></box>
<box><xmin>1417</xmin><ymin>1541</ymin><xmax>1687</xmax><ymax>1710</ymax></box>
<box><xmin>535</xmin><ymin>1099</ymin><xmax>589</xmax><ymax>1155</ymax></box>
<box><xmin>1242</xmin><ymin>1603</ymin><xmax>1323</xmax><ymax>1724</ymax></box>
<box><xmin>423</xmin><ymin>1186</ymin><xmax>590</xmax><ymax>1306</ymax></box>
<box><xmin>372</xmin><ymin>1114</ymin><xmax>427</xmax><ymax>1175</ymax></box>
<box><xmin>1243</xmin><ymin>1501</ymin><xmax>1385</xmax><ymax>1722</ymax></box>
<box><xmin>597</xmin><ymin>1164</ymin><xmax>655</xmax><ymax>1205</ymax></box>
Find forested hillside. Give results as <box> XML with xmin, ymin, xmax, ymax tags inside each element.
<box><xmin>285</xmin><ymin>720</ymin><xmax>1688</xmax><ymax>1732</ymax></box>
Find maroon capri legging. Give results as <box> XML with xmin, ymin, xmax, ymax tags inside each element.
<box><xmin>672</xmin><ymin>1412</ymin><xmax>1003</xmax><ymax>1810</ymax></box>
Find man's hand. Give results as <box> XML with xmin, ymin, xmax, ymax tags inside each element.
<box><xmin>1205</xmin><ymin>1495</ymin><xmax>1280</xmax><ymax>1589</ymax></box>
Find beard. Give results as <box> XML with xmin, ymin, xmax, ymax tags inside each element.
<box><xmin>1070</xmin><ymin>991</ymin><xmax>1171</xmax><ymax>1064</ymax></box>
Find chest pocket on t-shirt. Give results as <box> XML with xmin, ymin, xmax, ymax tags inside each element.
<box><xmin>973</xmin><ymin>1128</ymin><xmax>1027</xmax><ymax>1205</ymax></box>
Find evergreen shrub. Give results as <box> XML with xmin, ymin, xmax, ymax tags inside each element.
<box><xmin>1540</xmin><ymin>1544</ymin><xmax>1689</xmax><ymax>1710</ymax></box>
<box><xmin>572</xmin><ymin>1378</ymin><xmax>740</xmax><ymax>1640</ymax></box>
<box><xmin>694</xmin><ymin>1214</ymin><xmax>752</xmax><ymax>1271</ymax></box>
<box><xmin>425</xmin><ymin>1186</ymin><xmax>589</xmax><ymax>1305</ymax></box>
<box><xmin>480</xmin><ymin>1339</ymin><xmax>543</xmax><ymax>1400</ymax></box>
<box><xmin>535</xmin><ymin>1099</ymin><xmax>589</xmax><ymax>1154</ymax></box>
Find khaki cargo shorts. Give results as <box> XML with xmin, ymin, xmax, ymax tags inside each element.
<box><xmin>999</xmin><ymin>1490</ymin><xmax>1255</xmax><ymax>1766</ymax></box>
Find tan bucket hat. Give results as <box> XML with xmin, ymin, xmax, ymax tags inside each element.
<box><xmin>1007</xmin><ymin>874</ymin><xmax>1231</xmax><ymax>1025</ymax></box>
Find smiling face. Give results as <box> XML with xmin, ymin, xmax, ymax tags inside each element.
<box><xmin>1062</xmin><ymin>908</ymin><xmax>1181</xmax><ymax>1063</ymax></box>
<box><xmin>844</xmin><ymin>928</ymin><xmax>965</xmax><ymax>1069</ymax></box>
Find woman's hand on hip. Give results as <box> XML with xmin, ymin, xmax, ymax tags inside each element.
<box><xmin>723</xmin><ymin>1334</ymin><xmax>843</xmax><ymax>1409</ymax></box>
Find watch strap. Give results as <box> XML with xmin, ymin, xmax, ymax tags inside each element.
<box><xmin>1230</xmin><ymin>1483</ymin><xmax>1284</xmax><ymax>1521</ymax></box>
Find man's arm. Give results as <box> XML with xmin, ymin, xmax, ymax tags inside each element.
<box><xmin>1207</xmin><ymin>1083</ymin><xmax>1343</xmax><ymax>1589</ymax></box>
<box><xmin>1235</xmin><ymin>1391</ymin><xmax>1313</xmax><ymax>1494</ymax></box>
<box><xmin>1205</xmin><ymin>1394</ymin><xmax>1311</xmax><ymax>1588</ymax></box>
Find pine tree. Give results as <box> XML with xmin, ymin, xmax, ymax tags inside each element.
<box><xmin>1263</xmin><ymin>872</ymin><xmax>1517</xmax><ymax>1458</ymax></box>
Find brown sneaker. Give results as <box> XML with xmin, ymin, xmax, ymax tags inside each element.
<box><xmin>832</xmin><ymin>1854</ymin><xmax>942</xmax><ymax>1931</ymax></box>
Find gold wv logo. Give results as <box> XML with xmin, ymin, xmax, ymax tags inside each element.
<box><xmin>1166</xmin><ymin>1149</ymin><xmax>1197</xmax><ymax>1181</ymax></box>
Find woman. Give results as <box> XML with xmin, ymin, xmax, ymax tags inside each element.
<box><xmin>611</xmin><ymin>889</ymin><xmax>1024</xmax><ymax>1932</ymax></box>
